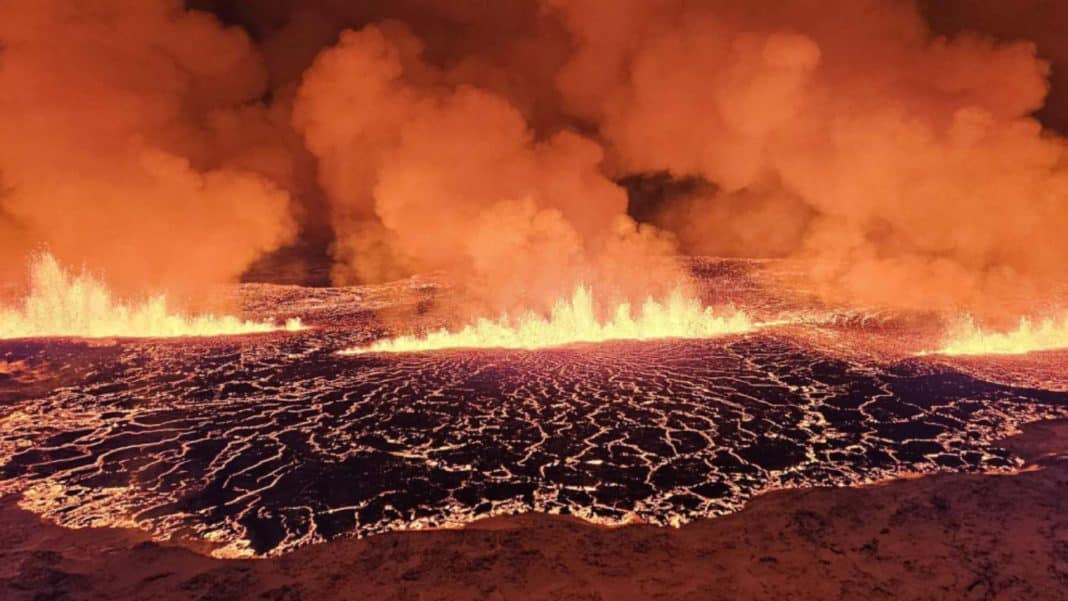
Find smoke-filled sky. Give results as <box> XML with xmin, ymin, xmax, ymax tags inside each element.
<box><xmin>3</xmin><ymin>0</ymin><xmax>1068</xmax><ymax>318</ymax></box>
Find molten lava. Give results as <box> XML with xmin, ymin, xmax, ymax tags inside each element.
<box><xmin>933</xmin><ymin>315</ymin><xmax>1068</xmax><ymax>356</ymax></box>
<box><xmin>342</xmin><ymin>286</ymin><xmax>753</xmax><ymax>354</ymax></box>
<box><xmin>0</xmin><ymin>254</ymin><xmax>303</xmax><ymax>340</ymax></box>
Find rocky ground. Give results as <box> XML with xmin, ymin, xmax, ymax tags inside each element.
<box><xmin>2</xmin><ymin>418</ymin><xmax>1065</xmax><ymax>601</ymax></box>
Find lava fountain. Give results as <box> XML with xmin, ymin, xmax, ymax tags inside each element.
<box><xmin>342</xmin><ymin>285</ymin><xmax>753</xmax><ymax>354</ymax></box>
<box><xmin>929</xmin><ymin>314</ymin><xmax>1068</xmax><ymax>356</ymax></box>
<box><xmin>0</xmin><ymin>254</ymin><xmax>303</xmax><ymax>340</ymax></box>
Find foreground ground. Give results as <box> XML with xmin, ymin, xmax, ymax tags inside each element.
<box><xmin>2</xmin><ymin>418</ymin><xmax>1065</xmax><ymax>600</ymax></box>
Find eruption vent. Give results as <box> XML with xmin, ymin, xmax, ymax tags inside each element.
<box><xmin>932</xmin><ymin>315</ymin><xmax>1068</xmax><ymax>356</ymax></box>
<box><xmin>342</xmin><ymin>286</ymin><xmax>752</xmax><ymax>354</ymax></box>
<box><xmin>0</xmin><ymin>254</ymin><xmax>303</xmax><ymax>340</ymax></box>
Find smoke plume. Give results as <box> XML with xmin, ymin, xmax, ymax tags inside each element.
<box><xmin>0</xmin><ymin>0</ymin><xmax>297</xmax><ymax>303</ymax></box>
<box><xmin>6</xmin><ymin>0</ymin><xmax>1068</xmax><ymax>321</ymax></box>
<box><xmin>292</xmin><ymin>23</ymin><xmax>681</xmax><ymax>314</ymax></box>
<box><xmin>547</xmin><ymin>0</ymin><xmax>1065</xmax><ymax>317</ymax></box>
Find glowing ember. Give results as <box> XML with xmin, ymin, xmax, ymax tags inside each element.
<box><xmin>932</xmin><ymin>315</ymin><xmax>1068</xmax><ymax>356</ymax></box>
<box><xmin>0</xmin><ymin>254</ymin><xmax>303</xmax><ymax>340</ymax></box>
<box><xmin>342</xmin><ymin>286</ymin><xmax>753</xmax><ymax>354</ymax></box>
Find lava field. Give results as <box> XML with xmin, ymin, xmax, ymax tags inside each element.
<box><xmin>1</xmin><ymin>274</ymin><xmax>1066</xmax><ymax>556</ymax></box>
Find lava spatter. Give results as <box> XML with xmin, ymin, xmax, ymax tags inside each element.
<box><xmin>342</xmin><ymin>286</ymin><xmax>754</xmax><ymax>354</ymax></box>
<box><xmin>0</xmin><ymin>254</ymin><xmax>303</xmax><ymax>340</ymax></box>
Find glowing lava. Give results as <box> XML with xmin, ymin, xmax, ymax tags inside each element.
<box><xmin>932</xmin><ymin>315</ymin><xmax>1068</xmax><ymax>356</ymax></box>
<box><xmin>0</xmin><ymin>254</ymin><xmax>303</xmax><ymax>340</ymax></box>
<box><xmin>343</xmin><ymin>286</ymin><xmax>753</xmax><ymax>354</ymax></box>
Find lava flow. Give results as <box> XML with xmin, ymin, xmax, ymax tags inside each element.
<box><xmin>932</xmin><ymin>314</ymin><xmax>1068</xmax><ymax>356</ymax></box>
<box><xmin>342</xmin><ymin>286</ymin><xmax>754</xmax><ymax>354</ymax></box>
<box><xmin>0</xmin><ymin>254</ymin><xmax>303</xmax><ymax>340</ymax></box>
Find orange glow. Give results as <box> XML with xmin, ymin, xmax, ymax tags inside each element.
<box><xmin>342</xmin><ymin>286</ymin><xmax>753</xmax><ymax>354</ymax></box>
<box><xmin>0</xmin><ymin>254</ymin><xmax>303</xmax><ymax>340</ymax></box>
<box><xmin>931</xmin><ymin>315</ymin><xmax>1068</xmax><ymax>356</ymax></box>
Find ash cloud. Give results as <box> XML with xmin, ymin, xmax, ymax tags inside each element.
<box><xmin>6</xmin><ymin>0</ymin><xmax>1068</xmax><ymax>319</ymax></box>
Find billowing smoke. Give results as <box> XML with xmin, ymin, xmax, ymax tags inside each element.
<box><xmin>0</xmin><ymin>0</ymin><xmax>298</xmax><ymax>303</ymax></box>
<box><xmin>6</xmin><ymin>0</ymin><xmax>1068</xmax><ymax>321</ymax></box>
<box><xmin>547</xmin><ymin>0</ymin><xmax>1065</xmax><ymax>317</ymax></box>
<box><xmin>292</xmin><ymin>23</ymin><xmax>681</xmax><ymax>314</ymax></box>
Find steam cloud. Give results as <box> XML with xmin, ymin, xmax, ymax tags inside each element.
<box><xmin>4</xmin><ymin>0</ymin><xmax>1068</xmax><ymax>320</ymax></box>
